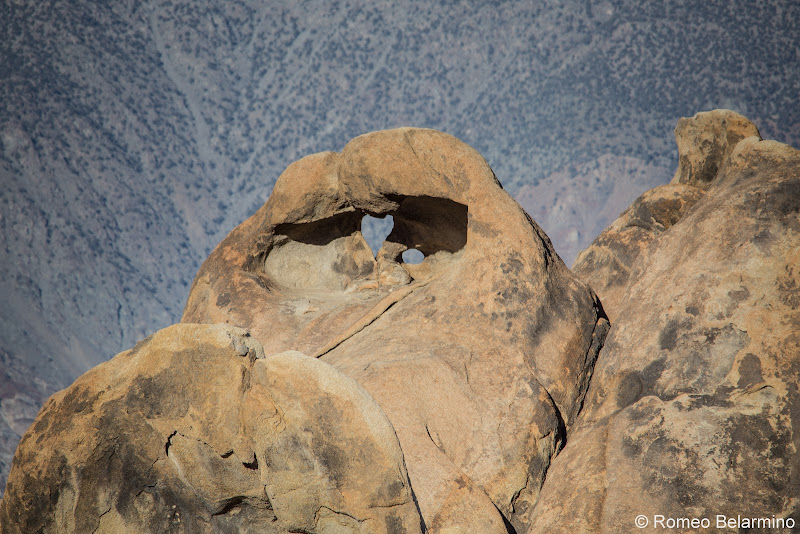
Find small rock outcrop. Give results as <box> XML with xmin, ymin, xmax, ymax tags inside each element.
<box><xmin>671</xmin><ymin>108</ymin><xmax>762</xmax><ymax>190</ymax></box>
<box><xmin>533</xmin><ymin>110</ymin><xmax>800</xmax><ymax>531</ymax></box>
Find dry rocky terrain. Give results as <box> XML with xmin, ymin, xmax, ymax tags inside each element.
<box><xmin>1</xmin><ymin>110</ymin><xmax>797</xmax><ymax>532</ymax></box>
<box><xmin>3</xmin><ymin>0</ymin><xmax>800</xmax><ymax>492</ymax></box>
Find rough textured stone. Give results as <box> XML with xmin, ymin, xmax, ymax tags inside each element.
<box><xmin>573</xmin><ymin>110</ymin><xmax>763</xmax><ymax>323</ymax></box>
<box><xmin>8</xmin><ymin>113</ymin><xmax>794</xmax><ymax>532</ymax></box>
<box><xmin>671</xmin><ymin>109</ymin><xmax>761</xmax><ymax>189</ymax></box>
<box><xmin>572</xmin><ymin>183</ymin><xmax>706</xmax><ymax>322</ymax></box>
<box><xmin>0</xmin><ymin>324</ymin><xmax>422</xmax><ymax>533</ymax></box>
<box><xmin>183</xmin><ymin>128</ymin><xmax>609</xmax><ymax>531</ymax></box>
<box><xmin>531</xmin><ymin>113</ymin><xmax>800</xmax><ymax>531</ymax></box>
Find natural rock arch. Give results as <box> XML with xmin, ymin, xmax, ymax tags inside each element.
<box><xmin>182</xmin><ymin>128</ymin><xmax>608</xmax><ymax>531</ymax></box>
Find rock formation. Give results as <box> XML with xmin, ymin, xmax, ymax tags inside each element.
<box><xmin>572</xmin><ymin>109</ymin><xmax>759</xmax><ymax>322</ymax></box>
<box><xmin>535</xmin><ymin>110</ymin><xmax>800</xmax><ymax>530</ymax></box>
<box><xmin>5</xmin><ymin>1</ymin><xmax>800</xmax><ymax>500</ymax></box>
<box><xmin>181</xmin><ymin>128</ymin><xmax>609</xmax><ymax>531</ymax></box>
<box><xmin>0</xmin><ymin>128</ymin><xmax>609</xmax><ymax>532</ymax></box>
<box><xmin>2</xmin><ymin>112</ymin><xmax>798</xmax><ymax>532</ymax></box>
<box><xmin>0</xmin><ymin>324</ymin><xmax>423</xmax><ymax>532</ymax></box>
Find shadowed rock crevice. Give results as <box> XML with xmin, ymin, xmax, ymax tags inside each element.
<box><xmin>262</xmin><ymin>211</ymin><xmax>375</xmax><ymax>292</ymax></box>
<box><xmin>257</xmin><ymin>195</ymin><xmax>468</xmax><ymax>295</ymax></box>
<box><xmin>383</xmin><ymin>195</ymin><xmax>468</xmax><ymax>257</ymax></box>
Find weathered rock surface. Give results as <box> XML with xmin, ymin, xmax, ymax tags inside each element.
<box><xmin>533</xmin><ymin>111</ymin><xmax>800</xmax><ymax>531</ymax></box>
<box><xmin>0</xmin><ymin>323</ymin><xmax>423</xmax><ymax>533</ymax></box>
<box><xmin>572</xmin><ymin>183</ymin><xmax>706</xmax><ymax>322</ymax></box>
<box><xmin>4</xmin><ymin>112</ymin><xmax>798</xmax><ymax>533</ymax></box>
<box><xmin>573</xmin><ymin>110</ymin><xmax>765</xmax><ymax>322</ymax></box>
<box><xmin>670</xmin><ymin>109</ymin><xmax>762</xmax><ymax>190</ymax></box>
<box><xmin>183</xmin><ymin>128</ymin><xmax>608</xmax><ymax>531</ymax></box>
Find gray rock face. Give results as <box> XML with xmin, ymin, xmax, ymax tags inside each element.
<box><xmin>532</xmin><ymin>111</ymin><xmax>800</xmax><ymax>531</ymax></box>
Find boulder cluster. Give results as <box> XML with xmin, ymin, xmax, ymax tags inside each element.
<box><xmin>1</xmin><ymin>111</ymin><xmax>797</xmax><ymax>532</ymax></box>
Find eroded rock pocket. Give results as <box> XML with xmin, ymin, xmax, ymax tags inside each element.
<box><xmin>260</xmin><ymin>195</ymin><xmax>468</xmax><ymax>291</ymax></box>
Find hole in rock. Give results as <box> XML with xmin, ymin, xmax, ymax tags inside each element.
<box><xmin>360</xmin><ymin>214</ymin><xmax>394</xmax><ymax>256</ymax></box>
<box><xmin>387</xmin><ymin>195</ymin><xmax>468</xmax><ymax>256</ymax></box>
<box><xmin>402</xmin><ymin>249</ymin><xmax>424</xmax><ymax>264</ymax></box>
<box><xmin>260</xmin><ymin>196</ymin><xmax>467</xmax><ymax>291</ymax></box>
<box><xmin>273</xmin><ymin>211</ymin><xmax>361</xmax><ymax>246</ymax></box>
<box><xmin>243</xmin><ymin>454</ymin><xmax>259</xmax><ymax>470</ymax></box>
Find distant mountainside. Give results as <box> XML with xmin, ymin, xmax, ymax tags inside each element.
<box><xmin>516</xmin><ymin>154</ymin><xmax>672</xmax><ymax>263</ymax></box>
<box><xmin>1</xmin><ymin>0</ymin><xmax>799</xmax><ymax>489</ymax></box>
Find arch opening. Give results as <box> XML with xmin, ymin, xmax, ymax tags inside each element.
<box><xmin>361</xmin><ymin>214</ymin><xmax>394</xmax><ymax>256</ymax></box>
<box><xmin>259</xmin><ymin>196</ymin><xmax>467</xmax><ymax>291</ymax></box>
<box><xmin>402</xmin><ymin>249</ymin><xmax>424</xmax><ymax>264</ymax></box>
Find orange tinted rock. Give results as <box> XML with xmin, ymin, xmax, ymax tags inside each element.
<box><xmin>532</xmin><ymin>116</ymin><xmax>800</xmax><ymax>532</ymax></box>
<box><xmin>182</xmin><ymin>128</ymin><xmax>608</xmax><ymax>531</ymax></box>
<box><xmin>572</xmin><ymin>183</ymin><xmax>706</xmax><ymax>322</ymax></box>
<box><xmin>0</xmin><ymin>324</ymin><xmax>422</xmax><ymax>533</ymax></box>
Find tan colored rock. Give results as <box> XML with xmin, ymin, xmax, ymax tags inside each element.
<box><xmin>182</xmin><ymin>128</ymin><xmax>609</xmax><ymax>531</ymax></box>
<box><xmin>573</xmin><ymin>110</ymin><xmax>762</xmax><ymax>323</ymax></box>
<box><xmin>530</xmin><ymin>116</ymin><xmax>800</xmax><ymax>532</ymax></box>
<box><xmin>0</xmin><ymin>324</ymin><xmax>422</xmax><ymax>533</ymax></box>
<box><xmin>572</xmin><ymin>184</ymin><xmax>705</xmax><ymax>322</ymax></box>
<box><xmin>670</xmin><ymin>108</ymin><xmax>761</xmax><ymax>189</ymax></box>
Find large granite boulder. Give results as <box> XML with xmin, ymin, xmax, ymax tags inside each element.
<box><xmin>8</xmin><ymin>114</ymin><xmax>793</xmax><ymax>533</ymax></box>
<box><xmin>533</xmin><ymin>111</ymin><xmax>800</xmax><ymax>531</ymax></box>
<box><xmin>572</xmin><ymin>183</ymin><xmax>706</xmax><ymax>322</ymax></box>
<box><xmin>572</xmin><ymin>109</ymin><xmax>761</xmax><ymax>322</ymax></box>
<box><xmin>0</xmin><ymin>323</ymin><xmax>423</xmax><ymax>533</ymax></box>
<box><xmin>182</xmin><ymin>128</ymin><xmax>609</xmax><ymax>531</ymax></box>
